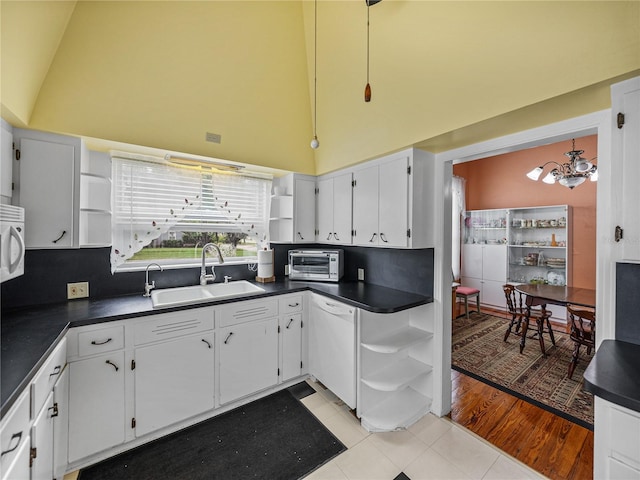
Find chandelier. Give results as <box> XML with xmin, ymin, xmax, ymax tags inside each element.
<box><xmin>526</xmin><ymin>139</ymin><xmax>598</xmax><ymax>189</ymax></box>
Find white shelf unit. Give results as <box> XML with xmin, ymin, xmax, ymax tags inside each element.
<box><xmin>79</xmin><ymin>151</ymin><xmax>112</xmax><ymax>247</ymax></box>
<box><xmin>357</xmin><ymin>303</ymin><xmax>434</xmax><ymax>432</ymax></box>
<box><xmin>460</xmin><ymin>209</ymin><xmax>508</xmax><ymax>310</ymax></box>
<box><xmin>507</xmin><ymin>205</ymin><xmax>571</xmax><ymax>322</ymax></box>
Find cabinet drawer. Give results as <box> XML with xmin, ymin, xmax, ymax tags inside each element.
<box><xmin>279</xmin><ymin>295</ymin><xmax>303</xmax><ymax>314</ymax></box>
<box><xmin>30</xmin><ymin>337</ymin><xmax>67</xmax><ymax>418</ymax></box>
<box><xmin>0</xmin><ymin>389</ymin><xmax>30</xmax><ymax>473</ymax></box>
<box><xmin>134</xmin><ymin>308</ymin><xmax>214</xmax><ymax>345</ymax></box>
<box><xmin>217</xmin><ymin>299</ymin><xmax>278</xmax><ymax>328</ymax></box>
<box><xmin>78</xmin><ymin>325</ymin><xmax>124</xmax><ymax>357</ymax></box>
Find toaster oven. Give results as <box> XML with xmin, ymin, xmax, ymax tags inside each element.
<box><xmin>288</xmin><ymin>249</ymin><xmax>344</xmax><ymax>282</ymax></box>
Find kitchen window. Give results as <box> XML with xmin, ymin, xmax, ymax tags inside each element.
<box><xmin>110</xmin><ymin>154</ymin><xmax>271</xmax><ymax>273</ymax></box>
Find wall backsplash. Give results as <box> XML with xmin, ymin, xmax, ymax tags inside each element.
<box><xmin>616</xmin><ymin>261</ymin><xmax>640</xmax><ymax>346</ymax></box>
<box><xmin>1</xmin><ymin>245</ymin><xmax>434</xmax><ymax>310</ymax></box>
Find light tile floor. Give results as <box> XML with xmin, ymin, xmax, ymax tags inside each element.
<box><xmin>63</xmin><ymin>380</ymin><xmax>548</xmax><ymax>480</ymax></box>
<box><xmin>302</xmin><ymin>380</ymin><xmax>548</xmax><ymax>480</ymax></box>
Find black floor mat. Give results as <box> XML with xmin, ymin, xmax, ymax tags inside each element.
<box><xmin>79</xmin><ymin>385</ymin><xmax>345</xmax><ymax>480</ymax></box>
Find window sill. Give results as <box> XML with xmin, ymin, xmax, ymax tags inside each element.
<box><xmin>114</xmin><ymin>257</ymin><xmax>258</xmax><ymax>273</ymax></box>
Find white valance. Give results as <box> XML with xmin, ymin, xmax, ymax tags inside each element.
<box><xmin>110</xmin><ymin>156</ymin><xmax>271</xmax><ymax>272</ymax></box>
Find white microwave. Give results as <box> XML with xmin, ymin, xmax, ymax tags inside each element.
<box><xmin>288</xmin><ymin>249</ymin><xmax>344</xmax><ymax>282</ymax></box>
<box><xmin>1</xmin><ymin>204</ymin><xmax>25</xmax><ymax>283</ymax></box>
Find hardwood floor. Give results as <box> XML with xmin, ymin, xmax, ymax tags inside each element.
<box><xmin>450</xmin><ymin>369</ymin><xmax>593</xmax><ymax>480</ymax></box>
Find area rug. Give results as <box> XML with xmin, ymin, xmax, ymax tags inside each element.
<box><xmin>452</xmin><ymin>312</ymin><xmax>594</xmax><ymax>429</ymax></box>
<box><xmin>79</xmin><ymin>384</ymin><xmax>346</xmax><ymax>480</ymax></box>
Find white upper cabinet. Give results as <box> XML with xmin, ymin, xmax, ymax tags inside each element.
<box><xmin>352</xmin><ymin>148</ymin><xmax>433</xmax><ymax>248</ymax></box>
<box><xmin>13</xmin><ymin>129</ymin><xmax>83</xmax><ymax>249</ymax></box>
<box><xmin>316</xmin><ymin>171</ymin><xmax>352</xmax><ymax>244</ymax></box>
<box><xmin>269</xmin><ymin>173</ymin><xmax>316</xmax><ymax>243</ymax></box>
<box><xmin>1</xmin><ymin>119</ymin><xmax>13</xmax><ymax>201</ymax></box>
<box><xmin>612</xmin><ymin>77</ymin><xmax>640</xmax><ymax>262</ymax></box>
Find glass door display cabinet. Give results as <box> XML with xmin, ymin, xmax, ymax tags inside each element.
<box><xmin>507</xmin><ymin>205</ymin><xmax>571</xmax><ymax>287</ymax></box>
<box><xmin>460</xmin><ymin>209</ymin><xmax>508</xmax><ymax>309</ymax></box>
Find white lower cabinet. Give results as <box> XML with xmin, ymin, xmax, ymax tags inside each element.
<box><xmin>218</xmin><ymin>318</ymin><xmax>279</xmax><ymax>405</ymax></box>
<box><xmin>134</xmin><ymin>333</ymin><xmax>214</xmax><ymax>437</ymax></box>
<box><xmin>30</xmin><ymin>392</ymin><xmax>55</xmax><ymax>480</ymax></box>
<box><xmin>0</xmin><ymin>432</ymin><xmax>30</xmax><ymax>480</ymax></box>
<box><xmin>68</xmin><ymin>352</ymin><xmax>126</xmax><ymax>463</ymax></box>
<box><xmin>0</xmin><ymin>344</ymin><xmax>68</xmax><ymax>480</ymax></box>
<box><xmin>357</xmin><ymin>303</ymin><xmax>434</xmax><ymax>432</ymax></box>
<box><xmin>280</xmin><ymin>314</ymin><xmax>303</xmax><ymax>382</ymax></box>
<box><xmin>594</xmin><ymin>396</ymin><xmax>640</xmax><ymax>479</ymax></box>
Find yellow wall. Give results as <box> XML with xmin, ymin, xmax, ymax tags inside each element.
<box><xmin>2</xmin><ymin>1</ymin><xmax>639</xmax><ymax>175</ymax></box>
<box><xmin>0</xmin><ymin>1</ymin><xmax>76</xmax><ymax>126</ymax></box>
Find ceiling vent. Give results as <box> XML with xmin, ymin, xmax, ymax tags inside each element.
<box><xmin>206</xmin><ymin>132</ymin><xmax>221</xmax><ymax>144</ymax></box>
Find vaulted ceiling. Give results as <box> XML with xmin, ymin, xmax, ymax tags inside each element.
<box><xmin>2</xmin><ymin>1</ymin><xmax>639</xmax><ymax>175</ymax></box>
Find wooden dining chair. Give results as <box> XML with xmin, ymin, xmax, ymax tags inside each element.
<box><xmin>567</xmin><ymin>305</ymin><xmax>596</xmax><ymax>379</ymax></box>
<box><xmin>502</xmin><ymin>284</ymin><xmax>554</xmax><ymax>355</ymax></box>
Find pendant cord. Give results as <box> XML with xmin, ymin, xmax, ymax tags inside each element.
<box><xmin>313</xmin><ymin>0</ymin><xmax>318</xmax><ymax>137</ymax></box>
<box><xmin>366</xmin><ymin>4</ymin><xmax>370</xmax><ymax>84</ymax></box>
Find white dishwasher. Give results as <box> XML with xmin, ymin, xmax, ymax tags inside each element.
<box><xmin>309</xmin><ymin>294</ymin><xmax>356</xmax><ymax>409</ymax></box>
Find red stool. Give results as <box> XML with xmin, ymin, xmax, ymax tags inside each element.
<box><xmin>455</xmin><ymin>286</ymin><xmax>481</xmax><ymax>319</ymax></box>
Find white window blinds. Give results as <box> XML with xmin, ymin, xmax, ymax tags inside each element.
<box><xmin>110</xmin><ymin>156</ymin><xmax>271</xmax><ymax>272</ymax></box>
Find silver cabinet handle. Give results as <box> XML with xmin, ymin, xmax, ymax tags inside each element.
<box><xmin>333</xmin><ymin>233</ymin><xmax>340</xmax><ymax>241</ymax></box>
<box><xmin>286</xmin><ymin>318</ymin><xmax>294</xmax><ymax>329</ymax></box>
<box><xmin>48</xmin><ymin>403</ymin><xmax>59</xmax><ymax>418</ymax></box>
<box><xmin>224</xmin><ymin>332</ymin><xmax>234</xmax><ymax>344</ymax></box>
<box><xmin>380</xmin><ymin>233</ymin><xmax>388</xmax><ymax>243</ymax></box>
<box><xmin>201</xmin><ymin>338</ymin><xmax>212</xmax><ymax>349</ymax></box>
<box><xmin>91</xmin><ymin>338</ymin><xmax>112</xmax><ymax>346</ymax></box>
<box><xmin>297</xmin><ymin>232</ymin><xmax>304</xmax><ymax>240</ymax></box>
<box><xmin>49</xmin><ymin>365</ymin><xmax>61</xmax><ymax>377</ymax></box>
<box><xmin>288</xmin><ymin>302</ymin><xmax>299</xmax><ymax>308</ymax></box>
<box><xmin>369</xmin><ymin>233</ymin><xmax>377</xmax><ymax>242</ymax></box>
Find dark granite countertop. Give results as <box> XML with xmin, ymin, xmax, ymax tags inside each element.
<box><xmin>1</xmin><ymin>279</ymin><xmax>431</xmax><ymax>417</ymax></box>
<box><xmin>584</xmin><ymin>339</ymin><xmax>640</xmax><ymax>413</ymax></box>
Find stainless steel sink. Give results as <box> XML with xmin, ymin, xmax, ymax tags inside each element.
<box><xmin>151</xmin><ymin>281</ymin><xmax>265</xmax><ymax>308</ymax></box>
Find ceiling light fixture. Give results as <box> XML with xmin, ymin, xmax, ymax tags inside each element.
<box><xmin>364</xmin><ymin>0</ymin><xmax>382</xmax><ymax>102</ymax></box>
<box><xmin>526</xmin><ymin>138</ymin><xmax>598</xmax><ymax>189</ymax></box>
<box><xmin>310</xmin><ymin>0</ymin><xmax>320</xmax><ymax>149</ymax></box>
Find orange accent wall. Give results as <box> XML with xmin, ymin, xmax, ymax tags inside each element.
<box><xmin>453</xmin><ymin>135</ymin><xmax>597</xmax><ymax>289</ymax></box>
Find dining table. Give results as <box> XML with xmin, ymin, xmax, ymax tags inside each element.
<box><xmin>514</xmin><ymin>283</ymin><xmax>596</xmax><ymax>355</ymax></box>
<box><xmin>515</xmin><ymin>284</ymin><xmax>596</xmax><ymax>309</ymax></box>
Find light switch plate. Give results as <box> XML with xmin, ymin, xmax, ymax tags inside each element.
<box><xmin>67</xmin><ymin>282</ymin><xmax>89</xmax><ymax>299</ymax></box>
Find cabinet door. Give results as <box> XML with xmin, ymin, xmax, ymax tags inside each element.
<box><xmin>482</xmin><ymin>245</ymin><xmax>507</xmax><ymax>282</ymax></box>
<box><xmin>378</xmin><ymin>155</ymin><xmax>409</xmax><ymax>247</ymax></box>
<box><xmin>19</xmin><ymin>138</ymin><xmax>75</xmax><ymax>248</ymax></box>
<box><xmin>332</xmin><ymin>172</ymin><xmax>353</xmax><ymax>244</ymax></box>
<box><xmin>53</xmin><ymin>366</ymin><xmax>69</xmax><ymax>480</ymax></box>
<box><xmin>293</xmin><ymin>178</ymin><xmax>316</xmax><ymax>242</ymax></box>
<box><xmin>352</xmin><ymin>165</ymin><xmax>379</xmax><ymax>246</ymax></box>
<box><xmin>134</xmin><ymin>334</ymin><xmax>215</xmax><ymax>437</ymax></box>
<box><xmin>280</xmin><ymin>314</ymin><xmax>303</xmax><ymax>382</ymax></box>
<box><xmin>316</xmin><ymin>177</ymin><xmax>334</xmax><ymax>242</ymax></box>
<box><xmin>30</xmin><ymin>392</ymin><xmax>54</xmax><ymax>480</ymax></box>
<box><xmin>218</xmin><ymin>318</ymin><xmax>278</xmax><ymax>405</ymax></box>
<box><xmin>68</xmin><ymin>352</ymin><xmax>125</xmax><ymax>463</ymax></box>
<box><xmin>461</xmin><ymin>244</ymin><xmax>483</xmax><ymax>279</ymax></box>
<box><xmin>0</xmin><ymin>122</ymin><xmax>12</xmax><ymax>199</ymax></box>
<box><xmin>0</xmin><ymin>431</ymin><xmax>30</xmax><ymax>480</ymax></box>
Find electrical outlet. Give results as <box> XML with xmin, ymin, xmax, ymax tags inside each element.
<box><xmin>67</xmin><ymin>282</ymin><xmax>89</xmax><ymax>299</ymax></box>
<box><xmin>284</xmin><ymin>265</ymin><xmax>290</xmax><ymax>276</ymax></box>
<box><xmin>357</xmin><ymin>268</ymin><xmax>365</xmax><ymax>281</ymax></box>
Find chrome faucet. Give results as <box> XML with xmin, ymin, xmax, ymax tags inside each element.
<box><xmin>200</xmin><ymin>243</ymin><xmax>224</xmax><ymax>285</ymax></box>
<box><xmin>144</xmin><ymin>263</ymin><xmax>163</xmax><ymax>297</ymax></box>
